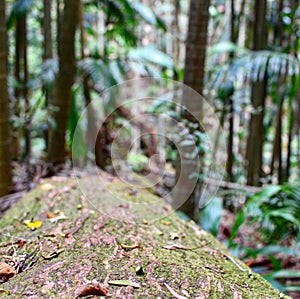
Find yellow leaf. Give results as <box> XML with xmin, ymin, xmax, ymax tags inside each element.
<box><xmin>120</xmin><ymin>243</ymin><xmax>142</xmax><ymax>250</ymax></box>
<box><xmin>160</xmin><ymin>220</ymin><xmax>171</xmax><ymax>226</ymax></box>
<box><xmin>24</xmin><ymin>220</ymin><xmax>42</xmax><ymax>230</ymax></box>
<box><xmin>40</xmin><ymin>183</ymin><xmax>54</xmax><ymax>191</ymax></box>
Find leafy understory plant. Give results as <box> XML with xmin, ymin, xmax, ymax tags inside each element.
<box><xmin>246</xmin><ymin>181</ymin><xmax>300</xmax><ymax>242</ymax></box>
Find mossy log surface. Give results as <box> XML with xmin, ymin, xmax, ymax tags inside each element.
<box><xmin>0</xmin><ymin>174</ymin><xmax>291</xmax><ymax>298</ymax></box>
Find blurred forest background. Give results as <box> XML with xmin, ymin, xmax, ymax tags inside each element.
<box><xmin>0</xmin><ymin>0</ymin><xmax>300</xmax><ymax>296</ymax></box>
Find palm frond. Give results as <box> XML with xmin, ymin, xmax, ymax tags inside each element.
<box><xmin>128</xmin><ymin>45</ymin><xmax>174</xmax><ymax>69</ymax></box>
<box><xmin>7</xmin><ymin>0</ymin><xmax>34</xmax><ymax>29</ymax></box>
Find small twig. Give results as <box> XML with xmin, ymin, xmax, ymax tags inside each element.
<box><xmin>163</xmin><ymin>241</ymin><xmax>211</xmax><ymax>251</ymax></box>
<box><xmin>223</xmin><ymin>253</ymin><xmax>253</xmax><ymax>278</ymax></box>
<box><xmin>164</xmin><ymin>283</ymin><xmax>189</xmax><ymax>299</ymax></box>
<box><xmin>204</xmin><ymin>178</ymin><xmax>261</xmax><ymax>194</ymax></box>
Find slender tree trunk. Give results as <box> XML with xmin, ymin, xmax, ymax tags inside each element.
<box><xmin>246</xmin><ymin>0</ymin><xmax>268</xmax><ymax>186</ymax></box>
<box><xmin>172</xmin><ymin>0</ymin><xmax>180</xmax><ymax>80</ymax></box>
<box><xmin>226</xmin><ymin>0</ymin><xmax>236</xmax><ymax>182</ymax></box>
<box><xmin>270</xmin><ymin>97</ymin><xmax>283</xmax><ymax>183</ymax></box>
<box><xmin>274</xmin><ymin>0</ymin><xmax>284</xmax><ymax>46</ymax></box>
<box><xmin>48</xmin><ymin>0</ymin><xmax>80</xmax><ymax>163</ymax></box>
<box><xmin>285</xmin><ymin>94</ymin><xmax>294</xmax><ymax>182</ymax></box>
<box><xmin>176</xmin><ymin>0</ymin><xmax>210</xmax><ymax>222</ymax></box>
<box><xmin>20</xmin><ymin>14</ymin><xmax>31</xmax><ymax>188</ymax></box>
<box><xmin>12</xmin><ymin>15</ymin><xmax>23</xmax><ymax>159</ymax></box>
<box><xmin>78</xmin><ymin>0</ymin><xmax>105</xmax><ymax>168</ymax></box>
<box><xmin>43</xmin><ymin>0</ymin><xmax>53</xmax><ymax>151</ymax></box>
<box><xmin>0</xmin><ymin>0</ymin><xmax>12</xmax><ymax>196</ymax></box>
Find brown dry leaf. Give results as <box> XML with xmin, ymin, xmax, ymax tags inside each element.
<box><xmin>0</xmin><ymin>288</ymin><xmax>10</xmax><ymax>294</ymax></box>
<box><xmin>42</xmin><ymin>249</ymin><xmax>64</xmax><ymax>260</ymax></box>
<box><xmin>46</xmin><ymin>211</ymin><xmax>55</xmax><ymax>219</ymax></box>
<box><xmin>164</xmin><ymin>283</ymin><xmax>189</xmax><ymax>299</ymax></box>
<box><xmin>0</xmin><ymin>262</ymin><xmax>17</xmax><ymax>282</ymax></box>
<box><xmin>75</xmin><ymin>282</ymin><xmax>107</xmax><ymax>298</ymax></box>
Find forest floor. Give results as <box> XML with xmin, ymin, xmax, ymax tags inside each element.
<box><xmin>0</xmin><ymin>172</ymin><xmax>294</xmax><ymax>298</ymax></box>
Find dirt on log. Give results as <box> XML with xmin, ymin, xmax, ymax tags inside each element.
<box><xmin>0</xmin><ymin>173</ymin><xmax>290</xmax><ymax>298</ymax></box>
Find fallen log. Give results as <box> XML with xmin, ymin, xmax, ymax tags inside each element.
<box><xmin>0</xmin><ymin>174</ymin><xmax>290</xmax><ymax>298</ymax></box>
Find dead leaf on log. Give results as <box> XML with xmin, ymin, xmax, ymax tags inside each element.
<box><xmin>42</xmin><ymin>249</ymin><xmax>65</xmax><ymax>260</ymax></box>
<box><xmin>108</xmin><ymin>280</ymin><xmax>140</xmax><ymax>288</ymax></box>
<box><xmin>0</xmin><ymin>262</ymin><xmax>17</xmax><ymax>283</ymax></box>
<box><xmin>45</xmin><ymin>211</ymin><xmax>55</xmax><ymax>219</ymax></box>
<box><xmin>120</xmin><ymin>243</ymin><xmax>142</xmax><ymax>250</ymax></box>
<box><xmin>75</xmin><ymin>282</ymin><xmax>108</xmax><ymax>298</ymax></box>
<box><xmin>49</xmin><ymin>212</ymin><xmax>68</xmax><ymax>223</ymax></box>
<box><xmin>0</xmin><ymin>288</ymin><xmax>10</xmax><ymax>294</ymax></box>
<box><xmin>164</xmin><ymin>283</ymin><xmax>189</xmax><ymax>299</ymax></box>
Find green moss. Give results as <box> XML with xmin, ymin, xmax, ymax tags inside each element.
<box><xmin>0</xmin><ymin>176</ymin><xmax>292</xmax><ymax>299</ymax></box>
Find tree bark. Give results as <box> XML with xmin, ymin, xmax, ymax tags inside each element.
<box><xmin>246</xmin><ymin>0</ymin><xmax>268</xmax><ymax>186</ymax></box>
<box><xmin>176</xmin><ymin>0</ymin><xmax>210</xmax><ymax>221</ymax></box>
<box><xmin>0</xmin><ymin>0</ymin><xmax>12</xmax><ymax>196</ymax></box>
<box><xmin>43</xmin><ymin>0</ymin><xmax>54</xmax><ymax>151</ymax></box>
<box><xmin>48</xmin><ymin>0</ymin><xmax>80</xmax><ymax>163</ymax></box>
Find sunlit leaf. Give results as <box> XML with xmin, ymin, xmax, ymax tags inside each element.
<box><xmin>24</xmin><ymin>220</ymin><xmax>42</xmax><ymax>230</ymax></box>
<box><xmin>128</xmin><ymin>46</ymin><xmax>174</xmax><ymax>69</ymax></box>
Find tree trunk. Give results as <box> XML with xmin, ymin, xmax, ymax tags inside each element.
<box><xmin>246</xmin><ymin>0</ymin><xmax>268</xmax><ymax>186</ymax></box>
<box><xmin>226</xmin><ymin>0</ymin><xmax>236</xmax><ymax>182</ymax></box>
<box><xmin>172</xmin><ymin>0</ymin><xmax>180</xmax><ymax>80</ymax></box>
<box><xmin>48</xmin><ymin>0</ymin><xmax>80</xmax><ymax>164</ymax></box>
<box><xmin>176</xmin><ymin>0</ymin><xmax>210</xmax><ymax>221</ymax></box>
<box><xmin>0</xmin><ymin>0</ymin><xmax>12</xmax><ymax>196</ymax></box>
<box><xmin>43</xmin><ymin>0</ymin><xmax>54</xmax><ymax>151</ymax></box>
<box><xmin>78</xmin><ymin>0</ymin><xmax>105</xmax><ymax>169</ymax></box>
<box><xmin>270</xmin><ymin>96</ymin><xmax>284</xmax><ymax>183</ymax></box>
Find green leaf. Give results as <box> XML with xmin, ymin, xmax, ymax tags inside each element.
<box><xmin>228</xmin><ymin>210</ymin><xmax>245</xmax><ymax>247</ymax></box>
<box><xmin>285</xmin><ymin>286</ymin><xmax>300</xmax><ymax>292</ymax></box>
<box><xmin>263</xmin><ymin>277</ymin><xmax>285</xmax><ymax>292</ymax></box>
<box><xmin>208</xmin><ymin>42</ymin><xmax>248</xmax><ymax>56</ymax></box>
<box><xmin>128</xmin><ymin>46</ymin><xmax>174</xmax><ymax>69</ymax></box>
<box><xmin>268</xmin><ymin>209</ymin><xmax>298</xmax><ymax>223</ymax></box>
<box><xmin>268</xmin><ymin>270</ymin><xmax>300</xmax><ymax>279</ymax></box>
<box><xmin>200</xmin><ymin>197</ymin><xmax>223</xmax><ymax>237</ymax></box>
<box><xmin>130</xmin><ymin>2</ymin><xmax>157</xmax><ymax>25</ymax></box>
<box><xmin>129</xmin><ymin>2</ymin><xmax>166</xmax><ymax>30</ymax></box>
<box><xmin>250</xmin><ymin>185</ymin><xmax>282</xmax><ymax>203</ymax></box>
<box><xmin>260</xmin><ymin>245</ymin><xmax>295</xmax><ymax>256</ymax></box>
